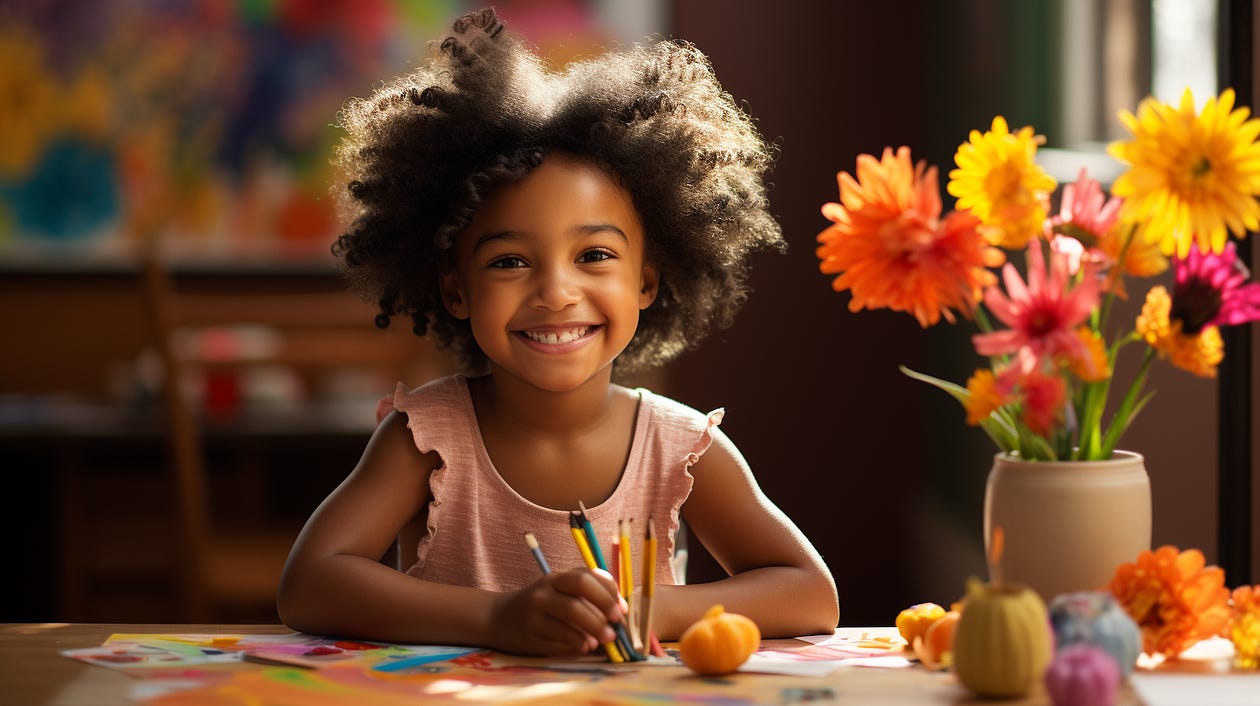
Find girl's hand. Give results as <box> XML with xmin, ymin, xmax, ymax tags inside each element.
<box><xmin>489</xmin><ymin>568</ymin><xmax>625</xmax><ymax>656</ymax></box>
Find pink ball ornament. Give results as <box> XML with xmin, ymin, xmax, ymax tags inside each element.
<box><xmin>1044</xmin><ymin>643</ymin><xmax>1121</xmax><ymax>706</ymax></box>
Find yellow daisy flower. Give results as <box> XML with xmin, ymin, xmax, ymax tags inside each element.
<box><xmin>1136</xmin><ymin>285</ymin><xmax>1223</xmax><ymax>377</ymax></box>
<box><xmin>947</xmin><ymin>116</ymin><xmax>1058</xmax><ymax>249</ymax></box>
<box><xmin>1108</xmin><ymin>88</ymin><xmax>1260</xmax><ymax>258</ymax></box>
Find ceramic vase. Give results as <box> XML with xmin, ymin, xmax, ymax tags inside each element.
<box><xmin>983</xmin><ymin>451</ymin><xmax>1151</xmax><ymax>602</ymax></box>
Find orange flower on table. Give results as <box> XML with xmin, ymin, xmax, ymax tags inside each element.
<box><xmin>816</xmin><ymin>146</ymin><xmax>1004</xmax><ymax>328</ymax></box>
<box><xmin>1232</xmin><ymin>585</ymin><xmax>1260</xmax><ymax>670</ymax></box>
<box><xmin>1107</xmin><ymin>546</ymin><xmax>1231</xmax><ymax>658</ymax></box>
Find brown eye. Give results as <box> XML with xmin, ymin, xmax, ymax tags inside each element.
<box><xmin>488</xmin><ymin>255</ymin><xmax>527</xmax><ymax>269</ymax></box>
<box><xmin>578</xmin><ymin>249</ymin><xmax>614</xmax><ymax>263</ymax></box>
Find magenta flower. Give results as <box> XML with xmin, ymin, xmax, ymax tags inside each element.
<box><xmin>1172</xmin><ymin>241</ymin><xmax>1260</xmax><ymax>333</ymax></box>
<box><xmin>973</xmin><ymin>242</ymin><xmax>1104</xmax><ymax>375</ymax></box>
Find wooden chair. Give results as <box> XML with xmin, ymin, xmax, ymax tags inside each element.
<box><xmin>138</xmin><ymin>252</ymin><xmax>448</xmax><ymax>621</ymax></box>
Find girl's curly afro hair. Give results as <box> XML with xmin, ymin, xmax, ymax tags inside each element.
<box><xmin>331</xmin><ymin>8</ymin><xmax>785</xmax><ymax>373</ymax></box>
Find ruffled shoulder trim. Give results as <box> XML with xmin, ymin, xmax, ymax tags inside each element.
<box><xmin>386</xmin><ymin>374</ymin><xmax>470</xmax><ymax>456</ymax></box>
<box><xmin>636</xmin><ymin>388</ymin><xmax>723</xmax><ymax>469</ymax></box>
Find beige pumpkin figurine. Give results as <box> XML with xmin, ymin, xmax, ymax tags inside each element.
<box><xmin>678</xmin><ymin>605</ymin><xmax>761</xmax><ymax>676</ymax></box>
<box><xmin>951</xmin><ymin>527</ymin><xmax>1054</xmax><ymax>698</ymax></box>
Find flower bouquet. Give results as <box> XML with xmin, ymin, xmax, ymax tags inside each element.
<box><xmin>816</xmin><ymin>88</ymin><xmax>1260</xmax><ymax>462</ymax></box>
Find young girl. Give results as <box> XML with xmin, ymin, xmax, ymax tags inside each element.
<box><xmin>278</xmin><ymin>8</ymin><xmax>838</xmax><ymax>656</ymax></box>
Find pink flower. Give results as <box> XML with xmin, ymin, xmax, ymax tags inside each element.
<box><xmin>973</xmin><ymin>242</ymin><xmax>1103</xmax><ymax>375</ymax></box>
<box><xmin>1173</xmin><ymin>241</ymin><xmax>1260</xmax><ymax>332</ymax></box>
<box><xmin>1049</xmin><ymin>168</ymin><xmax>1124</xmax><ymax>246</ymax></box>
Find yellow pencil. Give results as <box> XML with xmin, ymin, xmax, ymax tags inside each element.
<box><xmin>619</xmin><ymin>519</ymin><xmax>633</xmax><ymax>602</ymax></box>
<box><xmin>640</xmin><ymin>517</ymin><xmax>656</xmax><ymax>647</ymax></box>
<box><xmin>619</xmin><ymin>518</ymin><xmax>642</xmax><ymax>649</ymax></box>
<box><xmin>568</xmin><ymin>514</ymin><xmax>625</xmax><ymax>663</ymax></box>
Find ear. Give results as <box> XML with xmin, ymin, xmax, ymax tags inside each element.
<box><xmin>639</xmin><ymin>261</ymin><xmax>659</xmax><ymax>310</ymax></box>
<box><xmin>440</xmin><ymin>269</ymin><xmax>470</xmax><ymax>320</ymax></box>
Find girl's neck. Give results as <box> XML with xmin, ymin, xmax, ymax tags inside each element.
<box><xmin>470</xmin><ymin>367</ymin><xmax>622</xmax><ymax>439</ymax></box>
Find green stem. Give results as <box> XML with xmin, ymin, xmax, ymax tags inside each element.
<box><xmin>1098</xmin><ymin>223</ymin><xmax>1139</xmax><ymax>334</ymax></box>
<box><xmin>973</xmin><ymin>303</ymin><xmax>994</xmax><ymax>333</ymax></box>
<box><xmin>1100</xmin><ymin>346</ymin><xmax>1157</xmax><ymax>457</ymax></box>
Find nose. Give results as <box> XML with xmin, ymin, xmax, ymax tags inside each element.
<box><xmin>531</xmin><ymin>263</ymin><xmax>582</xmax><ymax>311</ymax></box>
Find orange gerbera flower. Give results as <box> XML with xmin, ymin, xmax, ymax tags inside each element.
<box><xmin>964</xmin><ymin>368</ymin><xmax>1007</xmax><ymax>424</ymax></box>
<box><xmin>1067</xmin><ymin>326</ymin><xmax>1109</xmax><ymax>382</ymax></box>
<box><xmin>1136</xmin><ymin>286</ymin><xmax>1224</xmax><ymax>377</ymax></box>
<box><xmin>816</xmin><ymin>146</ymin><xmax>1004</xmax><ymax>327</ymax></box>
<box><xmin>1108</xmin><ymin>546</ymin><xmax>1231</xmax><ymax>658</ymax></box>
<box><xmin>1233</xmin><ymin>585</ymin><xmax>1260</xmax><ymax>669</ymax></box>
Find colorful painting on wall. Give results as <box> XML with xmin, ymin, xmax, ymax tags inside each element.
<box><xmin>0</xmin><ymin>0</ymin><xmax>658</xmax><ymax>267</ymax></box>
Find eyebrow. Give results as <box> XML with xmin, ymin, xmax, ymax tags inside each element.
<box><xmin>471</xmin><ymin>224</ymin><xmax>629</xmax><ymax>252</ymax></box>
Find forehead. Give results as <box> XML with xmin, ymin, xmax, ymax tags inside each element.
<box><xmin>461</xmin><ymin>153</ymin><xmax>643</xmax><ymax>240</ymax></box>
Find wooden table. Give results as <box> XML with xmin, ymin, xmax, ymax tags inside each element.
<box><xmin>0</xmin><ymin>623</ymin><xmax>1249</xmax><ymax>705</ymax></box>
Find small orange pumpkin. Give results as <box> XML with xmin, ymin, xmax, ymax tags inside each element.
<box><xmin>678</xmin><ymin>604</ymin><xmax>761</xmax><ymax>675</ymax></box>
<box><xmin>896</xmin><ymin>602</ymin><xmax>946</xmax><ymax>646</ymax></box>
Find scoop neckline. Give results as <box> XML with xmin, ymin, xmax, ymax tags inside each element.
<box><xmin>452</xmin><ymin>374</ymin><xmax>650</xmax><ymax>521</ymax></box>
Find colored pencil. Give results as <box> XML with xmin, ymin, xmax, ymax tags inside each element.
<box><xmin>609</xmin><ymin>534</ymin><xmax>621</xmax><ymax>588</ymax></box>
<box><xmin>566</xmin><ymin>514</ymin><xmax>626</xmax><ymax>663</ymax></box>
<box><xmin>524</xmin><ymin>532</ymin><xmax>550</xmax><ymax>575</ymax></box>
<box><xmin>573</xmin><ymin>504</ymin><xmax>644</xmax><ymax>660</ymax></box>
<box><xmin>619</xmin><ymin>518</ymin><xmax>642</xmax><ymax>649</ymax></box>
<box><xmin>640</xmin><ymin>517</ymin><xmax>656</xmax><ymax>649</ymax></box>
<box><xmin>619</xmin><ymin>519</ymin><xmax>633</xmax><ymax>601</ymax></box>
<box><xmin>576</xmin><ymin>501</ymin><xmax>609</xmax><ymax>571</ymax></box>
<box><xmin>569</xmin><ymin>513</ymin><xmax>642</xmax><ymax>662</ymax></box>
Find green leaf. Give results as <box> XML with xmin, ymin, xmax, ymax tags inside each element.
<box><xmin>899</xmin><ymin>365</ymin><xmax>1017</xmax><ymax>453</ymax></box>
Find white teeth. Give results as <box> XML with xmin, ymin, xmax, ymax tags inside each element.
<box><xmin>522</xmin><ymin>326</ymin><xmax>592</xmax><ymax>344</ymax></box>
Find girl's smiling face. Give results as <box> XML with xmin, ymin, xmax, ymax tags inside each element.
<box><xmin>441</xmin><ymin>153</ymin><xmax>658</xmax><ymax>392</ymax></box>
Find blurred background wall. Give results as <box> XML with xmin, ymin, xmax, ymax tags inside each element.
<box><xmin>1</xmin><ymin>0</ymin><xmax>1255</xmax><ymax>626</ymax></box>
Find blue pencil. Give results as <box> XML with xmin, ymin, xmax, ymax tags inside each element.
<box><xmin>372</xmin><ymin>649</ymin><xmax>477</xmax><ymax>672</ymax></box>
<box><xmin>524</xmin><ymin>532</ymin><xmax>551</xmax><ymax>574</ymax></box>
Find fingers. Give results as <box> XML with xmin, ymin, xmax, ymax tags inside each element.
<box><xmin>555</xmin><ymin>567</ymin><xmax>624</xmax><ymax>621</ymax></box>
<box><xmin>493</xmin><ymin>569</ymin><xmax>627</xmax><ymax>656</ymax></box>
<box><xmin>544</xmin><ymin>570</ymin><xmax>621</xmax><ymax>641</ymax></box>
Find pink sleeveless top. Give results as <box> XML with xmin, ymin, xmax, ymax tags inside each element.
<box><xmin>386</xmin><ymin>374</ymin><xmax>724</xmax><ymax>592</ymax></box>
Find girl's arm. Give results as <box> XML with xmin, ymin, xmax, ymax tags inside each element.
<box><xmin>277</xmin><ymin>412</ymin><xmax>624</xmax><ymax>654</ymax></box>
<box><xmin>653</xmin><ymin>428</ymin><xmax>839</xmax><ymax>640</ymax></box>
